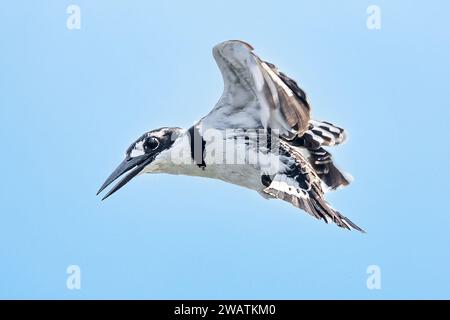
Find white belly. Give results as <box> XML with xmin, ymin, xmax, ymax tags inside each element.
<box><xmin>196</xmin><ymin>163</ymin><xmax>264</xmax><ymax>191</ymax></box>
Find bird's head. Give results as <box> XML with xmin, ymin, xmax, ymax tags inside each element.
<box><xmin>97</xmin><ymin>127</ymin><xmax>182</xmax><ymax>200</ymax></box>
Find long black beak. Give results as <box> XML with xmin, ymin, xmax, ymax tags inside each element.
<box><xmin>97</xmin><ymin>155</ymin><xmax>153</xmax><ymax>201</ymax></box>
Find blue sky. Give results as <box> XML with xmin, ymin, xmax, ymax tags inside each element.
<box><xmin>1</xmin><ymin>0</ymin><xmax>449</xmax><ymax>299</ymax></box>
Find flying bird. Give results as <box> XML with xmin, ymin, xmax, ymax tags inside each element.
<box><xmin>97</xmin><ymin>40</ymin><xmax>364</xmax><ymax>232</ymax></box>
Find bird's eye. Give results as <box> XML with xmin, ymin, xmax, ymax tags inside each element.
<box><xmin>143</xmin><ymin>137</ymin><xmax>159</xmax><ymax>151</ymax></box>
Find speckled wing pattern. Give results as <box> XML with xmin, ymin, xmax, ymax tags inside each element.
<box><xmin>260</xmin><ymin>60</ymin><xmax>353</xmax><ymax>193</ymax></box>
<box><xmin>264</xmin><ymin>141</ymin><xmax>363</xmax><ymax>232</ymax></box>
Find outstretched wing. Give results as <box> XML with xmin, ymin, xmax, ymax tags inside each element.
<box><xmin>264</xmin><ymin>141</ymin><xmax>364</xmax><ymax>232</ymax></box>
<box><xmin>201</xmin><ymin>40</ymin><xmax>310</xmax><ymax>138</ymax></box>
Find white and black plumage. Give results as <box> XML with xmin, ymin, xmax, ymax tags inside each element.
<box><xmin>97</xmin><ymin>40</ymin><xmax>364</xmax><ymax>232</ymax></box>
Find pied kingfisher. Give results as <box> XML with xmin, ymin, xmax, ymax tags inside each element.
<box><xmin>97</xmin><ymin>40</ymin><xmax>364</xmax><ymax>232</ymax></box>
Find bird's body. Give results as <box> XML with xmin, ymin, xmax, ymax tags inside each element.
<box><xmin>142</xmin><ymin>128</ymin><xmax>285</xmax><ymax>192</ymax></box>
<box><xmin>98</xmin><ymin>40</ymin><xmax>364</xmax><ymax>232</ymax></box>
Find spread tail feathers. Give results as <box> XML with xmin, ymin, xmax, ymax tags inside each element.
<box><xmin>308</xmin><ymin>147</ymin><xmax>353</xmax><ymax>191</ymax></box>
<box><xmin>291</xmin><ymin>120</ymin><xmax>352</xmax><ymax>191</ymax></box>
<box><xmin>306</xmin><ymin>120</ymin><xmax>347</xmax><ymax>147</ymax></box>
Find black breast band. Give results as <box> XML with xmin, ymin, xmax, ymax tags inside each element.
<box><xmin>187</xmin><ymin>125</ymin><xmax>206</xmax><ymax>169</ymax></box>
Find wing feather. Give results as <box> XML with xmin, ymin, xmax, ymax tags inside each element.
<box><xmin>203</xmin><ymin>40</ymin><xmax>310</xmax><ymax>138</ymax></box>
<box><xmin>263</xmin><ymin>141</ymin><xmax>364</xmax><ymax>232</ymax></box>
